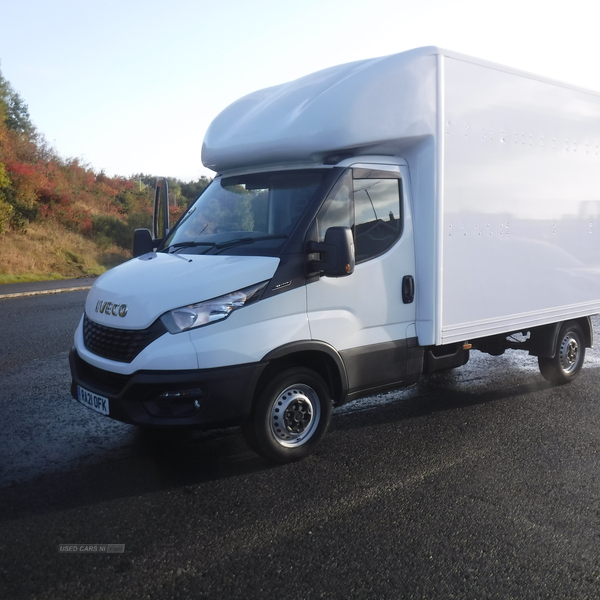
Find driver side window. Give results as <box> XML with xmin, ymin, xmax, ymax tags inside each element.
<box><xmin>353</xmin><ymin>177</ymin><xmax>402</xmax><ymax>263</ymax></box>
<box><xmin>315</xmin><ymin>169</ymin><xmax>403</xmax><ymax>264</ymax></box>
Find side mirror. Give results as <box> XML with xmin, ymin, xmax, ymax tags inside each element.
<box><xmin>153</xmin><ymin>177</ymin><xmax>170</xmax><ymax>240</ymax></box>
<box><xmin>307</xmin><ymin>226</ymin><xmax>355</xmax><ymax>277</ymax></box>
<box><xmin>133</xmin><ymin>228</ymin><xmax>154</xmax><ymax>258</ymax></box>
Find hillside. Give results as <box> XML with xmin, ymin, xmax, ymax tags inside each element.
<box><xmin>0</xmin><ymin>67</ymin><xmax>209</xmax><ymax>284</ymax></box>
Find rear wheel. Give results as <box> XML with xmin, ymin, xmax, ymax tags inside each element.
<box><xmin>538</xmin><ymin>321</ymin><xmax>585</xmax><ymax>384</ymax></box>
<box><xmin>243</xmin><ymin>367</ymin><xmax>332</xmax><ymax>464</ymax></box>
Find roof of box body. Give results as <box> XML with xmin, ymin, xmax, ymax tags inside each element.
<box><xmin>201</xmin><ymin>46</ymin><xmax>600</xmax><ymax>174</ymax></box>
<box><xmin>201</xmin><ymin>46</ymin><xmax>442</xmax><ymax>174</ymax></box>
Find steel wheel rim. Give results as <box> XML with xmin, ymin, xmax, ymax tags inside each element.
<box><xmin>270</xmin><ymin>384</ymin><xmax>321</xmax><ymax>448</ymax></box>
<box><xmin>559</xmin><ymin>332</ymin><xmax>580</xmax><ymax>374</ymax></box>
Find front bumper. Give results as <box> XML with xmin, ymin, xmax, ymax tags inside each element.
<box><xmin>69</xmin><ymin>348</ymin><xmax>267</xmax><ymax>427</ymax></box>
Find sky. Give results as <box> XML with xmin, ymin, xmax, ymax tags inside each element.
<box><xmin>1</xmin><ymin>0</ymin><xmax>599</xmax><ymax>182</ymax></box>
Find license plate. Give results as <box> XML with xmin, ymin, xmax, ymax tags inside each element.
<box><xmin>77</xmin><ymin>386</ymin><xmax>110</xmax><ymax>415</ymax></box>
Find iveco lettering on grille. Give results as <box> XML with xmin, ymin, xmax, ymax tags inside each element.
<box><xmin>95</xmin><ymin>300</ymin><xmax>128</xmax><ymax>317</ymax></box>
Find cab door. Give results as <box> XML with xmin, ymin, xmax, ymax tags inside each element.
<box><xmin>306</xmin><ymin>164</ymin><xmax>416</xmax><ymax>395</ymax></box>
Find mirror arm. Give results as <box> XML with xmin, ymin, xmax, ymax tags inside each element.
<box><xmin>306</xmin><ymin>240</ymin><xmax>336</xmax><ymax>273</ymax></box>
<box><xmin>306</xmin><ymin>227</ymin><xmax>355</xmax><ymax>277</ymax></box>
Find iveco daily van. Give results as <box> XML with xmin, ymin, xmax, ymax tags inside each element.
<box><xmin>70</xmin><ymin>47</ymin><xmax>600</xmax><ymax>462</ymax></box>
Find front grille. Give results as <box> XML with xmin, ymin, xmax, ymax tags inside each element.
<box><xmin>83</xmin><ymin>314</ymin><xmax>167</xmax><ymax>363</ymax></box>
<box><xmin>74</xmin><ymin>353</ymin><xmax>132</xmax><ymax>395</ymax></box>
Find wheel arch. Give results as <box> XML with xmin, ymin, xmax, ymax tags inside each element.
<box><xmin>529</xmin><ymin>316</ymin><xmax>593</xmax><ymax>358</ymax></box>
<box><xmin>259</xmin><ymin>341</ymin><xmax>348</xmax><ymax>406</ymax></box>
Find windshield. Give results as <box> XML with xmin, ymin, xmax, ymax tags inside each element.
<box><xmin>163</xmin><ymin>169</ymin><xmax>328</xmax><ymax>256</ymax></box>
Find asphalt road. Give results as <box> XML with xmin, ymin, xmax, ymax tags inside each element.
<box><xmin>2</xmin><ymin>290</ymin><xmax>600</xmax><ymax>599</ymax></box>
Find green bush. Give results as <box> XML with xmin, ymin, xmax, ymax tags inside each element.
<box><xmin>92</xmin><ymin>214</ymin><xmax>131</xmax><ymax>250</ymax></box>
<box><xmin>127</xmin><ymin>211</ymin><xmax>152</xmax><ymax>232</ymax></box>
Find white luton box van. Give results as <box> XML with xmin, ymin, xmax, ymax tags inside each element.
<box><xmin>70</xmin><ymin>47</ymin><xmax>600</xmax><ymax>462</ymax></box>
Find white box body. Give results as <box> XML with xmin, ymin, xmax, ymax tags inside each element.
<box><xmin>204</xmin><ymin>47</ymin><xmax>600</xmax><ymax>346</ymax></box>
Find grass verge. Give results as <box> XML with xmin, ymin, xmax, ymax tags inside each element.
<box><xmin>0</xmin><ymin>221</ymin><xmax>130</xmax><ymax>284</ymax></box>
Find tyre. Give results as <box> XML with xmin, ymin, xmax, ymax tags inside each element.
<box><xmin>243</xmin><ymin>367</ymin><xmax>333</xmax><ymax>464</ymax></box>
<box><xmin>538</xmin><ymin>321</ymin><xmax>586</xmax><ymax>384</ymax></box>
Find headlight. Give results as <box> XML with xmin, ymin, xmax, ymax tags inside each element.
<box><xmin>160</xmin><ymin>281</ymin><xmax>268</xmax><ymax>334</ymax></box>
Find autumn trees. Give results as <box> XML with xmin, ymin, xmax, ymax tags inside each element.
<box><xmin>0</xmin><ymin>66</ymin><xmax>211</xmax><ymax>258</ymax></box>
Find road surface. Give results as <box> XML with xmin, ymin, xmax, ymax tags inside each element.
<box><xmin>1</xmin><ymin>289</ymin><xmax>600</xmax><ymax>599</ymax></box>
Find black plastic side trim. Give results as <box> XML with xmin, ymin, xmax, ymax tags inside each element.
<box><xmin>342</xmin><ymin>338</ymin><xmax>423</xmax><ymax>403</ymax></box>
<box><xmin>261</xmin><ymin>337</ymin><xmax>425</xmax><ymax>406</ymax></box>
<box><xmin>340</xmin><ymin>339</ymin><xmax>408</xmax><ymax>394</ymax></box>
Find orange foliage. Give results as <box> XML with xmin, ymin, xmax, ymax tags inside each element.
<box><xmin>0</xmin><ymin>115</ymin><xmax>152</xmax><ymax>237</ymax></box>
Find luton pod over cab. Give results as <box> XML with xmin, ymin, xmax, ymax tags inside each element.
<box><xmin>70</xmin><ymin>47</ymin><xmax>600</xmax><ymax>463</ymax></box>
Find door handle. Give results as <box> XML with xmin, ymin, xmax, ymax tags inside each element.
<box><xmin>402</xmin><ymin>275</ymin><xmax>414</xmax><ymax>304</ymax></box>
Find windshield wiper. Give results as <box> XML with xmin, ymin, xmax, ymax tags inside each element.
<box><xmin>212</xmin><ymin>235</ymin><xmax>288</xmax><ymax>253</ymax></box>
<box><xmin>164</xmin><ymin>241</ymin><xmax>217</xmax><ymax>253</ymax></box>
<box><xmin>164</xmin><ymin>235</ymin><xmax>287</xmax><ymax>255</ymax></box>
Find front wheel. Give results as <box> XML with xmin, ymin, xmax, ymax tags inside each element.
<box><xmin>243</xmin><ymin>367</ymin><xmax>333</xmax><ymax>464</ymax></box>
<box><xmin>538</xmin><ymin>321</ymin><xmax>586</xmax><ymax>384</ymax></box>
